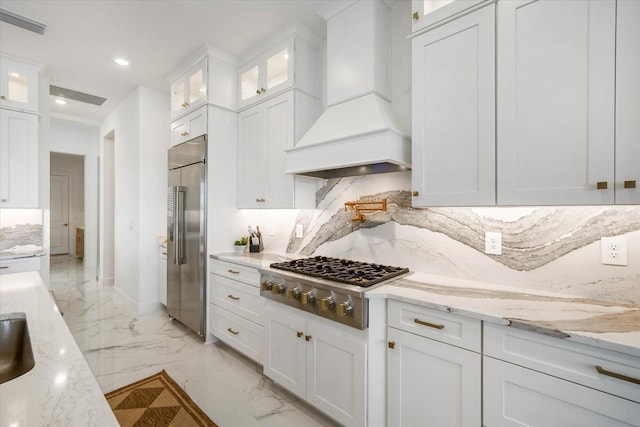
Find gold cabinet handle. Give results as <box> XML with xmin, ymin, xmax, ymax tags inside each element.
<box><xmin>595</xmin><ymin>365</ymin><xmax>640</xmax><ymax>385</ymax></box>
<box><xmin>227</xmin><ymin>269</ymin><xmax>240</xmax><ymax>274</ymax></box>
<box><xmin>227</xmin><ymin>294</ymin><xmax>240</xmax><ymax>300</ymax></box>
<box><xmin>260</xmin><ymin>88</ymin><xmax>266</xmax><ymax>93</ymax></box>
<box><xmin>596</xmin><ymin>181</ymin><xmax>608</xmax><ymax>190</ymax></box>
<box><xmin>255</xmin><ymin>89</ymin><xmax>261</xmax><ymax>95</ymax></box>
<box><xmin>388</xmin><ymin>341</ymin><xmax>396</xmax><ymax>349</ymax></box>
<box><xmin>181</xmin><ymin>102</ymin><xmax>189</xmax><ymax>108</ymax></box>
<box><xmin>305</xmin><ymin>334</ymin><xmax>312</xmax><ymax>342</ymax></box>
<box><xmin>414</xmin><ymin>318</ymin><xmax>445</xmax><ymax>329</ymax></box>
<box><xmin>296</xmin><ymin>331</ymin><xmax>303</xmax><ymax>338</ymax></box>
<box><xmin>227</xmin><ymin>328</ymin><xmax>239</xmax><ymax>335</ymax></box>
<box><xmin>624</xmin><ymin>180</ymin><xmax>636</xmax><ymax>189</ymax></box>
<box><xmin>412</xmin><ymin>191</ymin><xmax>419</xmax><ymax>197</ymax></box>
<box><xmin>412</xmin><ymin>11</ymin><xmax>420</xmax><ymax>20</ymax></box>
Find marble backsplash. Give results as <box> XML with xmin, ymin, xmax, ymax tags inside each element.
<box><xmin>0</xmin><ymin>209</ymin><xmax>43</xmax><ymax>256</ymax></box>
<box><xmin>285</xmin><ymin>172</ymin><xmax>640</xmax><ymax>305</ymax></box>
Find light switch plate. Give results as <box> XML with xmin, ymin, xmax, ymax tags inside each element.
<box><xmin>485</xmin><ymin>232</ymin><xmax>502</xmax><ymax>255</ymax></box>
<box><xmin>601</xmin><ymin>236</ymin><xmax>628</xmax><ymax>266</ymax></box>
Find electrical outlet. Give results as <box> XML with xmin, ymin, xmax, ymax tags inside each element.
<box><xmin>485</xmin><ymin>231</ymin><xmax>502</xmax><ymax>255</ymax></box>
<box><xmin>296</xmin><ymin>224</ymin><xmax>304</xmax><ymax>239</ymax></box>
<box><xmin>601</xmin><ymin>236</ymin><xmax>628</xmax><ymax>266</ymax></box>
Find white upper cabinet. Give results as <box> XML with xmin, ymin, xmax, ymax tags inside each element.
<box><xmin>0</xmin><ymin>55</ymin><xmax>40</xmax><ymax>113</ymax></box>
<box><xmin>615</xmin><ymin>0</ymin><xmax>640</xmax><ymax>204</ymax></box>
<box><xmin>238</xmin><ymin>34</ymin><xmax>319</xmax><ymax>110</ymax></box>
<box><xmin>497</xmin><ymin>0</ymin><xmax>616</xmax><ymax>205</ymax></box>
<box><xmin>410</xmin><ymin>0</ymin><xmax>488</xmax><ymax>34</ymax></box>
<box><xmin>170</xmin><ymin>105</ymin><xmax>207</xmax><ymax>147</ymax></box>
<box><xmin>170</xmin><ymin>58</ymin><xmax>207</xmax><ymax>120</ymax></box>
<box><xmin>412</xmin><ymin>3</ymin><xmax>495</xmax><ymax>207</ymax></box>
<box><xmin>0</xmin><ymin>109</ymin><xmax>38</xmax><ymax>208</ymax></box>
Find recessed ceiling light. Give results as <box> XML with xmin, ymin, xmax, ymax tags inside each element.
<box><xmin>10</xmin><ymin>72</ymin><xmax>20</xmax><ymax>77</ymax></box>
<box><xmin>114</xmin><ymin>58</ymin><xmax>129</xmax><ymax>66</ymax></box>
<box><xmin>55</xmin><ymin>99</ymin><xmax>67</xmax><ymax>105</ymax></box>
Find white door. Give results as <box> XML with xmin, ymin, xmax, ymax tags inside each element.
<box><xmin>387</xmin><ymin>327</ymin><xmax>481</xmax><ymax>427</ymax></box>
<box><xmin>497</xmin><ymin>0</ymin><xmax>616</xmax><ymax>205</ymax></box>
<box><xmin>412</xmin><ymin>4</ymin><xmax>495</xmax><ymax>206</ymax></box>
<box><xmin>50</xmin><ymin>174</ymin><xmax>70</xmax><ymax>255</ymax></box>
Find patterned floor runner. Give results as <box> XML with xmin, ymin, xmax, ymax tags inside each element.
<box><xmin>105</xmin><ymin>370</ymin><xmax>217</xmax><ymax>426</ymax></box>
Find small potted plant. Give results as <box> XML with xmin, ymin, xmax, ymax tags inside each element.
<box><xmin>233</xmin><ymin>236</ymin><xmax>249</xmax><ymax>253</ymax></box>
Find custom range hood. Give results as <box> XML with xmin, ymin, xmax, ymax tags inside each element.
<box><xmin>286</xmin><ymin>0</ymin><xmax>410</xmax><ymax>179</ymax></box>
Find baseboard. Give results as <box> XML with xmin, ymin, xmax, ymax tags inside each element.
<box><xmin>138</xmin><ymin>300</ymin><xmax>163</xmax><ymax>315</ymax></box>
<box><xmin>112</xmin><ymin>286</ymin><xmax>137</xmax><ymax>311</ymax></box>
<box><xmin>98</xmin><ymin>275</ymin><xmax>114</xmax><ymax>287</ymax></box>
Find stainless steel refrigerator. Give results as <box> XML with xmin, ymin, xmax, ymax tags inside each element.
<box><xmin>167</xmin><ymin>135</ymin><xmax>207</xmax><ymax>339</ymax></box>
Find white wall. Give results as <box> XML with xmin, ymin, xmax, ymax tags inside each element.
<box><xmin>99</xmin><ymin>86</ymin><xmax>169</xmax><ymax>313</ymax></box>
<box><xmin>49</xmin><ymin>118</ymin><xmax>99</xmax><ymax>268</ymax></box>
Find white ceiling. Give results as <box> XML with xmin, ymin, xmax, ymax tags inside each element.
<box><xmin>0</xmin><ymin>0</ymin><xmax>333</xmax><ymax>125</ymax></box>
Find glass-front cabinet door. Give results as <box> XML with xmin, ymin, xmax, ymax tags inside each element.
<box><xmin>266</xmin><ymin>47</ymin><xmax>290</xmax><ymax>91</ymax></box>
<box><xmin>240</xmin><ymin>65</ymin><xmax>260</xmax><ymax>105</ymax></box>
<box><xmin>170</xmin><ymin>58</ymin><xmax>207</xmax><ymax>120</ymax></box>
<box><xmin>411</xmin><ymin>0</ymin><xmax>487</xmax><ymax>33</ymax></box>
<box><xmin>0</xmin><ymin>56</ymin><xmax>40</xmax><ymax>113</ymax></box>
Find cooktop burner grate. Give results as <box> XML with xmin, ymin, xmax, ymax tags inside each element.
<box><xmin>270</xmin><ymin>256</ymin><xmax>409</xmax><ymax>287</ymax></box>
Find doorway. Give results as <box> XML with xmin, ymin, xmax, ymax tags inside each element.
<box><xmin>100</xmin><ymin>131</ymin><xmax>115</xmax><ymax>286</ymax></box>
<box><xmin>50</xmin><ymin>152</ymin><xmax>85</xmax><ymax>258</ymax></box>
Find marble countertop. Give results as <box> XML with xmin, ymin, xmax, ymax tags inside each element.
<box><xmin>210</xmin><ymin>251</ymin><xmax>297</xmax><ymax>269</ymax></box>
<box><xmin>0</xmin><ymin>272</ymin><xmax>118</xmax><ymax>426</ymax></box>
<box><xmin>0</xmin><ymin>250</ymin><xmax>46</xmax><ymax>260</ymax></box>
<box><xmin>368</xmin><ymin>272</ymin><xmax>640</xmax><ymax>357</ymax></box>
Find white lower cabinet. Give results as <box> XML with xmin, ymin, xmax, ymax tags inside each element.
<box><xmin>484</xmin><ymin>323</ymin><xmax>640</xmax><ymax>427</ymax></box>
<box><xmin>264</xmin><ymin>303</ymin><xmax>366</xmax><ymax>427</ymax></box>
<box><xmin>209</xmin><ymin>259</ymin><xmax>264</xmax><ymax>364</ymax></box>
<box><xmin>386</xmin><ymin>301</ymin><xmax>481</xmax><ymax>427</ymax></box>
<box><xmin>484</xmin><ymin>357</ymin><xmax>639</xmax><ymax>427</ymax></box>
<box><xmin>0</xmin><ymin>256</ymin><xmax>40</xmax><ymax>275</ymax></box>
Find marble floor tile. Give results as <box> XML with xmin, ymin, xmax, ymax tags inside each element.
<box><xmin>49</xmin><ymin>256</ymin><xmax>338</xmax><ymax>427</ymax></box>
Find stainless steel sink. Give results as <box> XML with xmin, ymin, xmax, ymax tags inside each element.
<box><xmin>0</xmin><ymin>312</ymin><xmax>35</xmax><ymax>384</ymax></box>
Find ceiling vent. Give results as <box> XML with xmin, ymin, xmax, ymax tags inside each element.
<box><xmin>50</xmin><ymin>85</ymin><xmax>107</xmax><ymax>106</ymax></box>
<box><xmin>0</xmin><ymin>8</ymin><xmax>47</xmax><ymax>35</ymax></box>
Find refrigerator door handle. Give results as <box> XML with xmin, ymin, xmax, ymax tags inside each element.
<box><xmin>176</xmin><ymin>186</ymin><xmax>186</xmax><ymax>265</ymax></box>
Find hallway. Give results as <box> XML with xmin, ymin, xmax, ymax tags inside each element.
<box><xmin>49</xmin><ymin>255</ymin><xmax>336</xmax><ymax>426</ymax></box>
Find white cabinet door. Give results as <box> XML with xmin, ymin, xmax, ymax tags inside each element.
<box><xmin>0</xmin><ymin>56</ymin><xmax>40</xmax><ymax>113</ymax></box>
<box><xmin>412</xmin><ymin>4</ymin><xmax>495</xmax><ymax>206</ymax></box>
<box><xmin>615</xmin><ymin>0</ymin><xmax>640</xmax><ymax>204</ymax></box>
<box><xmin>410</xmin><ymin>0</ymin><xmax>487</xmax><ymax>34</ymax></box>
<box><xmin>170</xmin><ymin>58</ymin><xmax>207</xmax><ymax>121</ymax></box>
<box><xmin>264</xmin><ymin>307</ymin><xmax>307</xmax><ymax>399</ymax></box>
<box><xmin>237</xmin><ymin>91</ymin><xmax>299</xmax><ymax>209</ymax></box>
<box><xmin>497</xmin><ymin>0</ymin><xmax>616</xmax><ymax>205</ymax></box>
<box><xmin>484</xmin><ymin>357</ymin><xmax>640</xmax><ymax>427</ymax></box>
<box><xmin>387</xmin><ymin>328</ymin><xmax>481</xmax><ymax>427</ymax></box>
<box><xmin>306</xmin><ymin>322</ymin><xmax>366</xmax><ymax>427</ymax></box>
<box><xmin>0</xmin><ymin>109</ymin><xmax>38</xmax><ymax>207</ymax></box>
<box><xmin>170</xmin><ymin>106</ymin><xmax>207</xmax><ymax>147</ymax></box>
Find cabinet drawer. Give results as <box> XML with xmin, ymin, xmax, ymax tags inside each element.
<box><xmin>387</xmin><ymin>300</ymin><xmax>481</xmax><ymax>352</ymax></box>
<box><xmin>211</xmin><ymin>274</ymin><xmax>264</xmax><ymax>325</ymax></box>
<box><xmin>211</xmin><ymin>305</ymin><xmax>263</xmax><ymax>364</ymax></box>
<box><xmin>484</xmin><ymin>323</ymin><xmax>640</xmax><ymax>403</ymax></box>
<box><xmin>0</xmin><ymin>257</ymin><xmax>40</xmax><ymax>275</ymax></box>
<box><xmin>211</xmin><ymin>259</ymin><xmax>260</xmax><ymax>286</ymax></box>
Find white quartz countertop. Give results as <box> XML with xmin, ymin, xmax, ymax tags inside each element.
<box><xmin>210</xmin><ymin>252</ymin><xmax>297</xmax><ymax>269</ymax></box>
<box><xmin>0</xmin><ymin>272</ymin><xmax>118</xmax><ymax>426</ymax></box>
<box><xmin>368</xmin><ymin>272</ymin><xmax>640</xmax><ymax>357</ymax></box>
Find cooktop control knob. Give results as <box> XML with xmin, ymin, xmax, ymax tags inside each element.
<box><xmin>287</xmin><ymin>287</ymin><xmax>301</xmax><ymax>300</ymax></box>
<box><xmin>319</xmin><ymin>296</ymin><xmax>335</xmax><ymax>311</ymax></box>
<box><xmin>260</xmin><ymin>280</ymin><xmax>273</xmax><ymax>292</ymax></box>
<box><xmin>271</xmin><ymin>283</ymin><xmax>285</xmax><ymax>295</ymax></box>
<box><xmin>301</xmin><ymin>291</ymin><xmax>316</xmax><ymax>305</ymax></box>
<box><xmin>337</xmin><ymin>301</ymin><xmax>353</xmax><ymax>316</ymax></box>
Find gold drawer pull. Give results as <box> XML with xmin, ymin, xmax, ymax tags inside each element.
<box><xmin>414</xmin><ymin>318</ymin><xmax>445</xmax><ymax>329</ymax></box>
<box><xmin>296</xmin><ymin>331</ymin><xmax>303</xmax><ymax>338</ymax></box>
<box><xmin>227</xmin><ymin>269</ymin><xmax>240</xmax><ymax>274</ymax></box>
<box><xmin>227</xmin><ymin>294</ymin><xmax>240</xmax><ymax>300</ymax></box>
<box><xmin>227</xmin><ymin>328</ymin><xmax>239</xmax><ymax>335</ymax></box>
<box><xmin>595</xmin><ymin>365</ymin><xmax>640</xmax><ymax>385</ymax></box>
<box><xmin>388</xmin><ymin>341</ymin><xmax>396</xmax><ymax>349</ymax></box>
<box><xmin>624</xmin><ymin>180</ymin><xmax>636</xmax><ymax>189</ymax></box>
<box><xmin>412</xmin><ymin>191</ymin><xmax>419</xmax><ymax>197</ymax></box>
<box><xmin>412</xmin><ymin>11</ymin><xmax>420</xmax><ymax>20</ymax></box>
<box><xmin>596</xmin><ymin>181</ymin><xmax>608</xmax><ymax>190</ymax></box>
<box><xmin>305</xmin><ymin>335</ymin><xmax>312</xmax><ymax>341</ymax></box>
